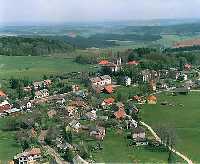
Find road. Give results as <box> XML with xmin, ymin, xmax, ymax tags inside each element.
<box><xmin>140</xmin><ymin>121</ymin><xmax>193</xmax><ymax>164</ymax></box>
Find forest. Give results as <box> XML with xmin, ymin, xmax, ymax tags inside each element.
<box><xmin>0</xmin><ymin>37</ymin><xmax>74</xmax><ymax>56</ymax></box>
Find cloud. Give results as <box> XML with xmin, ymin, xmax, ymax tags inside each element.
<box><xmin>0</xmin><ymin>0</ymin><xmax>200</xmax><ymax>24</ymax></box>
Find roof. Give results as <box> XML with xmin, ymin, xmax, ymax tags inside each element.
<box><xmin>114</xmin><ymin>109</ymin><xmax>126</xmax><ymax>119</ymax></box>
<box><xmin>25</xmin><ymin>148</ymin><xmax>41</xmax><ymax>156</ymax></box>
<box><xmin>104</xmin><ymin>85</ymin><xmax>113</xmax><ymax>94</ymax></box>
<box><xmin>103</xmin><ymin>97</ymin><xmax>115</xmax><ymax>105</ymax></box>
<box><xmin>128</xmin><ymin>61</ymin><xmax>139</xmax><ymax>65</ymax></box>
<box><xmin>99</xmin><ymin>60</ymin><xmax>109</xmax><ymax>65</ymax></box>
<box><xmin>185</xmin><ymin>64</ymin><xmax>192</xmax><ymax>69</ymax></box>
<box><xmin>147</xmin><ymin>95</ymin><xmax>157</xmax><ymax>101</ymax></box>
<box><xmin>173</xmin><ymin>87</ymin><xmax>189</xmax><ymax>93</ymax></box>
<box><xmin>0</xmin><ymin>90</ymin><xmax>6</xmax><ymax>97</ymax></box>
<box><xmin>100</xmin><ymin>75</ymin><xmax>111</xmax><ymax>80</ymax></box>
<box><xmin>132</xmin><ymin>127</ymin><xmax>145</xmax><ymax>134</ymax></box>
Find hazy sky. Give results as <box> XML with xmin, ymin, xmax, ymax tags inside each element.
<box><xmin>1</xmin><ymin>0</ymin><xmax>200</xmax><ymax>24</ymax></box>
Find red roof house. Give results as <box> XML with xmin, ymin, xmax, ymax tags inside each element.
<box><xmin>99</xmin><ymin>60</ymin><xmax>109</xmax><ymax>65</ymax></box>
<box><xmin>104</xmin><ymin>85</ymin><xmax>113</xmax><ymax>94</ymax></box>
<box><xmin>128</xmin><ymin>61</ymin><xmax>139</xmax><ymax>65</ymax></box>
<box><xmin>102</xmin><ymin>97</ymin><xmax>115</xmax><ymax>106</ymax></box>
<box><xmin>114</xmin><ymin>108</ymin><xmax>126</xmax><ymax>119</ymax></box>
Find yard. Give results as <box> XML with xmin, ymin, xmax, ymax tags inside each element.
<box><xmin>0</xmin><ymin>56</ymin><xmax>95</xmax><ymax>80</ymax></box>
<box><xmin>92</xmin><ymin>128</ymin><xmax>181</xmax><ymax>163</ymax></box>
<box><xmin>141</xmin><ymin>91</ymin><xmax>200</xmax><ymax>163</ymax></box>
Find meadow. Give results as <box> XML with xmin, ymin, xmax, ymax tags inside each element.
<box><xmin>92</xmin><ymin>128</ymin><xmax>183</xmax><ymax>163</ymax></box>
<box><xmin>141</xmin><ymin>91</ymin><xmax>200</xmax><ymax>163</ymax></box>
<box><xmin>0</xmin><ymin>55</ymin><xmax>95</xmax><ymax>80</ymax></box>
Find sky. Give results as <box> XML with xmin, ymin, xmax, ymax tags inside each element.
<box><xmin>0</xmin><ymin>0</ymin><xmax>200</xmax><ymax>24</ymax></box>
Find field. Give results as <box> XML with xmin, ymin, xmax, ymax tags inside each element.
<box><xmin>141</xmin><ymin>91</ymin><xmax>200</xmax><ymax>163</ymax></box>
<box><xmin>92</xmin><ymin>129</ymin><xmax>183</xmax><ymax>163</ymax></box>
<box><xmin>0</xmin><ymin>119</ymin><xmax>21</xmax><ymax>163</ymax></box>
<box><xmin>0</xmin><ymin>55</ymin><xmax>95</xmax><ymax>80</ymax></box>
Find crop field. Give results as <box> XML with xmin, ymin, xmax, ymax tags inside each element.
<box><xmin>0</xmin><ymin>55</ymin><xmax>95</xmax><ymax>80</ymax></box>
<box><xmin>141</xmin><ymin>91</ymin><xmax>200</xmax><ymax>163</ymax></box>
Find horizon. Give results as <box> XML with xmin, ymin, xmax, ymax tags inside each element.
<box><xmin>1</xmin><ymin>0</ymin><xmax>200</xmax><ymax>25</ymax></box>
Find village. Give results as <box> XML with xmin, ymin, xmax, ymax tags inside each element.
<box><xmin>0</xmin><ymin>54</ymin><xmax>199</xmax><ymax>164</ymax></box>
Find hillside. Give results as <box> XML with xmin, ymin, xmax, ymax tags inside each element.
<box><xmin>0</xmin><ymin>37</ymin><xmax>74</xmax><ymax>56</ymax></box>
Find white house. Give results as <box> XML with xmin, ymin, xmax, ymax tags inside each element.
<box><xmin>124</xmin><ymin>76</ymin><xmax>131</xmax><ymax>86</ymax></box>
<box><xmin>90</xmin><ymin>75</ymin><xmax>112</xmax><ymax>86</ymax></box>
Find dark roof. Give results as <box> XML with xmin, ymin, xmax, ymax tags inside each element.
<box><xmin>132</xmin><ymin>127</ymin><xmax>145</xmax><ymax>134</ymax></box>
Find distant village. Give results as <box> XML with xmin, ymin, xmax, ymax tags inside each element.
<box><xmin>0</xmin><ymin>55</ymin><xmax>199</xmax><ymax>164</ymax></box>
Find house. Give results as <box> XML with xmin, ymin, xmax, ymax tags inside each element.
<box><xmin>43</xmin><ymin>79</ymin><xmax>52</xmax><ymax>87</ymax></box>
<box><xmin>89</xmin><ymin>126</ymin><xmax>106</xmax><ymax>140</ymax></box>
<box><xmin>178</xmin><ymin>73</ymin><xmax>188</xmax><ymax>81</ymax></box>
<box><xmin>124</xmin><ymin>76</ymin><xmax>131</xmax><ymax>86</ymax></box>
<box><xmin>85</xmin><ymin>110</ymin><xmax>97</xmax><ymax>121</ymax></box>
<box><xmin>131</xmin><ymin>127</ymin><xmax>148</xmax><ymax>146</ymax></box>
<box><xmin>104</xmin><ymin>85</ymin><xmax>113</xmax><ymax>94</ymax></box>
<box><xmin>47</xmin><ymin>109</ymin><xmax>57</xmax><ymax>118</ymax></box>
<box><xmin>114</xmin><ymin>108</ymin><xmax>126</xmax><ymax>120</ymax></box>
<box><xmin>99</xmin><ymin>58</ymin><xmax>122</xmax><ymax>73</ymax></box>
<box><xmin>90</xmin><ymin>75</ymin><xmax>112</xmax><ymax>87</ymax></box>
<box><xmin>34</xmin><ymin>89</ymin><xmax>49</xmax><ymax>99</ymax></box>
<box><xmin>0</xmin><ymin>100</ymin><xmax>11</xmax><ymax>113</ymax></box>
<box><xmin>147</xmin><ymin>95</ymin><xmax>157</xmax><ymax>104</ymax></box>
<box><xmin>168</xmin><ymin>68</ymin><xmax>180</xmax><ymax>80</ymax></box>
<box><xmin>149</xmin><ymin>80</ymin><xmax>156</xmax><ymax>91</ymax></box>
<box><xmin>72</xmin><ymin>85</ymin><xmax>80</xmax><ymax>92</ymax></box>
<box><xmin>68</xmin><ymin>100</ymin><xmax>87</xmax><ymax>108</ymax></box>
<box><xmin>33</xmin><ymin>81</ymin><xmax>44</xmax><ymax>90</ymax></box>
<box><xmin>0</xmin><ymin>90</ymin><xmax>6</xmax><ymax>98</ymax></box>
<box><xmin>184</xmin><ymin>64</ymin><xmax>192</xmax><ymax>70</ymax></box>
<box><xmin>127</xmin><ymin>60</ymin><xmax>139</xmax><ymax>66</ymax></box>
<box><xmin>14</xmin><ymin>148</ymin><xmax>41</xmax><ymax>164</ymax></box>
<box><xmin>57</xmin><ymin>142</ymin><xmax>73</xmax><ymax>151</ymax></box>
<box><xmin>13</xmin><ymin>100</ymin><xmax>32</xmax><ymax>111</ymax></box>
<box><xmin>68</xmin><ymin>120</ymin><xmax>81</xmax><ymax>132</ymax></box>
<box><xmin>101</xmin><ymin>97</ymin><xmax>115</xmax><ymax>108</ymax></box>
<box><xmin>141</xmin><ymin>70</ymin><xmax>158</xmax><ymax>82</ymax></box>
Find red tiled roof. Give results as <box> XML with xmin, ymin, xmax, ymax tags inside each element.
<box><xmin>147</xmin><ymin>95</ymin><xmax>157</xmax><ymax>101</ymax></box>
<box><xmin>104</xmin><ymin>85</ymin><xmax>113</xmax><ymax>94</ymax></box>
<box><xmin>0</xmin><ymin>91</ymin><xmax>6</xmax><ymax>97</ymax></box>
<box><xmin>114</xmin><ymin>109</ymin><xmax>126</xmax><ymax>119</ymax></box>
<box><xmin>103</xmin><ymin>98</ymin><xmax>115</xmax><ymax>105</ymax></box>
<box><xmin>185</xmin><ymin>64</ymin><xmax>192</xmax><ymax>69</ymax></box>
<box><xmin>128</xmin><ymin>61</ymin><xmax>139</xmax><ymax>65</ymax></box>
<box><xmin>99</xmin><ymin>60</ymin><xmax>109</xmax><ymax>65</ymax></box>
<box><xmin>26</xmin><ymin>148</ymin><xmax>41</xmax><ymax>156</ymax></box>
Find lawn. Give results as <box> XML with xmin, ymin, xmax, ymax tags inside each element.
<box><xmin>141</xmin><ymin>91</ymin><xmax>200</xmax><ymax>163</ymax></box>
<box><xmin>92</xmin><ymin>129</ymin><xmax>178</xmax><ymax>163</ymax></box>
<box><xmin>0</xmin><ymin>55</ymin><xmax>95</xmax><ymax>80</ymax></box>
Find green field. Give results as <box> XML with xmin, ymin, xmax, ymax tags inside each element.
<box><xmin>92</xmin><ymin>129</ymin><xmax>182</xmax><ymax>163</ymax></box>
<box><xmin>0</xmin><ymin>119</ymin><xmax>21</xmax><ymax>163</ymax></box>
<box><xmin>0</xmin><ymin>55</ymin><xmax>94</xmax><ymax>80</ymax></box>
<box><xmin>141</xmin><ymin>91</ymin><xmax>200</xmax><ymax>163</ymax></box>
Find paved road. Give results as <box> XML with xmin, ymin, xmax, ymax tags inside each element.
<box><xmin>140</xmin><ymin>121</ymin><xmax>193</xmax><ymax>164</ymax></box>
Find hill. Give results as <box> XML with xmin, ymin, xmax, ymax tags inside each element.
<box><xmin>0</xmin><ymin>37</ymin><xmax>74</xmax><ymax>56</ymax></box>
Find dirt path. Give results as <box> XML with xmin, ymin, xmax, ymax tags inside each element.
<box><xmin>140</xmin><ymin>121</ymin><xmax>193</xmax><ymax>164</ymax></box>
<box><xmin>42</xmin><ymin>145</ymin><xmax>68</xmax><ymax>164</ymax></box>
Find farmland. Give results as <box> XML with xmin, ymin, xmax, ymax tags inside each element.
<box><xmin>0</xmin><ymin>55</ymin><xmax>95</xmax><ymax>80</ymax></box>
<box><xmin>141</xmin><ymin>91</ymin><xmax>200</xmax><ymax>163</ymax></box>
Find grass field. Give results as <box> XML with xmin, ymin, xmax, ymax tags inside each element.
<box><xmin>0</xmin><ymin>118</ymin><xmax>21</xmax><ymax>163</ymax></box>
<box><xmin>92</xmin><ymin>129</ymin><xmax>182</xmax><ymax>163</ymax></box>
<box><xmin>0</xmin><ymin>55</ymin><xmax>95</xmax><ymax>80</ymax></box>
<box><xmin>141</xmin><ymin>91</ymin><xmax>200</xmax><ymax>163</ymax></box>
